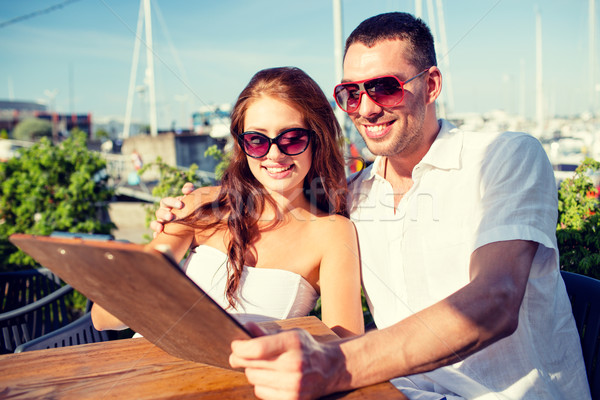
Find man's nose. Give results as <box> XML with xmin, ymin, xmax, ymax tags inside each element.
<box><xmin>357</xmin><ymin>92</ymin><xmax>383</xmax><ymax>117</ymax></box>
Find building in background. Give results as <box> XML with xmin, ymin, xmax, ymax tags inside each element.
<box><xmin>0</xmin><ymin>99</ymin><xmax>92</xmax><ymax>138</ymax></box>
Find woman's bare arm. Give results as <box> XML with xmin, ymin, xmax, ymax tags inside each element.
<box><xmin>318</xmin><ymin>216</ymin><xmax>364</xmax><ymax>338</ymax></box>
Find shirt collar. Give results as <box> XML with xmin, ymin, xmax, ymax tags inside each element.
<box><xmin>365</xmin><ymin>156</ymin><xmax>386</xmax><ymax>181</ymax></box>
<box><xmin>418</xmin><ymin>119</ymin><xmax>463</xmax><ymax>171</ymax></box>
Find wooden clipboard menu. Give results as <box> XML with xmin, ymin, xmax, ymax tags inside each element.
<box><xmin>9</xmin><ymin>233</ymin><xmax>252</xmax><ymax>370</ymax></box>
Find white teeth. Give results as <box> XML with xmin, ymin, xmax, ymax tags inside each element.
<box><xmin>365</xmin><ymin>124</ymin><xmax>387</xmax><ymax>132</ymax></box>
<box><xmin>265</xmin><ymin>165</ymin><xmax>292</xmax><ymax>173</ymax></box>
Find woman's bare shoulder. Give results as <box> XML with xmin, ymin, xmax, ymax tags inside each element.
<box><xmin>310</xmin><ymin>214</ymin><xmax>359</xmax><ymax>269</ymax></box>
<box><xmin>311</xmin><ymin>213</ymin><xmax>356</xmax><ymax>236</ymax></box>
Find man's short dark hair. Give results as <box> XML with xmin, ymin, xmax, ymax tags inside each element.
<box><xmin>344</xmin><ymin>12</ymin><xmax>437</xmax><ymax>70</ymax></box>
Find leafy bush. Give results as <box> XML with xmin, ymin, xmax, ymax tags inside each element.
<box><xmin>0</xmin><ymin>132</ymin><xmax>115</xmax><ymax>271</ymax></box>
<box><xmin>12</xmin><ymin>118</ymin><xmax>52</xmax><ymax>141</ymax></box>
<box><xmin>95</xmin><ymin>128</ymin><xmax>110</xmax><ymax>141</ymax></box>
<box><xmin>138</xmin><ymin>157</ymin><xmax>210</xmax><ymax>242</ymax></box>
<box><xmin>557</xmin><ymin>158</ymin><xmax>600</xmax><ymax>279</ymax></box>
<box><xmin>204</xmin><ymin>144</ymin><xmax>231</xmax><ymax>180</ymax></box>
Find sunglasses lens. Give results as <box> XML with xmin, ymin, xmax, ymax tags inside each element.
<box><xmin>241</xmin><ymin>129</ymin><xmax>310</xmax><ymax>158</ymax></box>
<box><xmin>335</xmin><ymin>76</ymin><xmax>403</xmax><ymax>112</ymax></box>
<box><xmin>335</xmin><ymin>84</ymin><xmax>361</xmax><ymax>112</ymax></box>
<box><xmin>242</xmin><ymin>133</ymin><xmax>269</xmax><ymax>157</ymax></box>
<box><xmin>366</xmin><ymin>76</ymin><xmax>403</xmax><ymax>106</ymax></box>
<box><xmin>278</xmin><ymin>130</ymin><xmax>310</xmax><ymax>155</ymax></box>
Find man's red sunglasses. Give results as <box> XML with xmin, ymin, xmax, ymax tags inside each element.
<box><xmin>333</xmin><ymin>69</ymin><xmax>429</xmax><ymax>113</ymax></box>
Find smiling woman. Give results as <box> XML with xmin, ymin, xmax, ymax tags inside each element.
<box><xmin>241</xmin><ymin>96</ymin><xmax>313</xmax><ymax>198</ymax></box>
<box><xmin>91</xmin><ymin>67</ymin><xmax>365</xmax><ymax>339</ymax></box>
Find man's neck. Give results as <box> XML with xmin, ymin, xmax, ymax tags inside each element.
<box><xmin>381</xmin><ymin>156</ymin><xmax>414</xmax><ymax>209</ymax></box>
<box><xmin>383</xmin><ymin>118</ymin><xmax>442</xmax><ymax>208</ymax></box>
<box><xmin>387</xmin><ymin>118</ymin><xmax>441</xmax><ymax>177</ymax></box>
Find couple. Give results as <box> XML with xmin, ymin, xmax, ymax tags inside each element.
<box><xmin>99</xmin><ymin>12</ymin><xmax>591</xmax><ymax>400</ymax></box>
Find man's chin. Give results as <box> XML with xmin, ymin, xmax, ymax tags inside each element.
<box><xmin>360</xmin><ymin>136</ymin><xmax>388</xmax><ymax>156</ymax></box>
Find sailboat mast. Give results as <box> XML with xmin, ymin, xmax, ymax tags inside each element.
<box><xmin>415</xmin><ymin>0</ymin><xmax>423</xmax><ymax>19</ymax></box>
<box><xmin>425</xmin><ymin>0</ymin><xmax>445</xmax><ymax>118</ymax></box>
<box><xmin>143</xmin><ymin>0</ymin><xmax>158</xmax><ymax>137</ymax></box>
<box><xmin>535</xmin><ymin>7</ymin><xmax>544</xmax><ymax>137</ymax></box>
<box><xmin>332</xmin><ymin>0</ymin><xmax>347</xmax><ymax>143</ymax></box>
<box><xmin>123</xmin><ymin>0</ymin><xmax>158</xmax><ymax>138</ymax></box>
<box><xmin>123</xmin><ymin>1</ymin><xmax>144</xmax><ymax>139</ymax></box>
<box><xmin>590</xmin><ymin>0</ymin><xmax>597</xmax><ymax>114</ymax></box>
<box><xmin>435</xmin><ymin>0</ymin><xmax>453</xmax><ymax>116</ymax></box>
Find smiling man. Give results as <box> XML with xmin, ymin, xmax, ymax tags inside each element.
<box><xmin>226</xmin><ymin>12</ymin><xmax>590</xmax><ymax>400</ymax></box>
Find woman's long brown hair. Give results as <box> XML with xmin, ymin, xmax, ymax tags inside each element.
<box><xmin>181</xmin><ymin>67</ymin><xmax>349</xmax><ymax>308</ymax></box>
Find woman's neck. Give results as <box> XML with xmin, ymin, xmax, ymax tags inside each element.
<box><xmin>261</xmin><ymin>187</ymin><xmax>313</xmax><ymax>222</ymax></box>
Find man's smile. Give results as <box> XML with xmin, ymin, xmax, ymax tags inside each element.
<box><xmin>363</xmin><ymin>121</ymin><xmax>393</xmax><ymax>139</ymax></box>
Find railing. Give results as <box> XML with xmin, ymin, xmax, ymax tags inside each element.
<box><xmin>98</xmin><ymin>152</ymin><xmax>216</xmax><ymax>203</ymax></box>
<box><xmin>0</xmin><ymin>139</ymin><xmax>35</xmax><ymax>161</ymax></box>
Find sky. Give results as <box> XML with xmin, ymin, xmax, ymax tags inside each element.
<box><xmin>0</xmin><ymin>0</ymin><xmax>598</xmax><ymax>131</ymax></box>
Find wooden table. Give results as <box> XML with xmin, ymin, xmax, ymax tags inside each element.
<box><xmin>0</xmin><ymin>316</ymin><xmax>406</xmax><ymax>399</ymax></box>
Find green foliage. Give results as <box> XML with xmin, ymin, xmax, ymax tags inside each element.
<box><xmin>361</xmin><ymin>291</ymin><xmax>374</xmax><ymax>327</ymax></box>
<box><xmin>95</xmin><ymin>128</ymin><xmax>110</xmax><ymax>141</ymax></box>
<box><xmin>69</xmin><ymin>126</ymin><xmax>85</xmax><ymax>137</ymax></box>
<box><xmin>0</xmin><ymin>131</ymin><xmax>115</xmax><ymax>271</ymax></box>
<box><xmin>557</xmin><ymin>158</ymin><xmax>600</xmax><ymax>279</ymax></box>
<box><xmin>12</xmin><ymin>118</ymin><xmax>52</xmax><ymax>141</ymax></box>
<box><xmin>0</xmin><ymin>129</ymin><xmax>8</xmax><ymax>139</ymax></box>
<box><xmin>204</xmin><ymin>144</ymin><xmax>231</xmax><ymax>180</ymax></box>
<box><xmin>138</xmin><ymin>157</ymin><xmax>208</xmax><ymax>242</ymax></box>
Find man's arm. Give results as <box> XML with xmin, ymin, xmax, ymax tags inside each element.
<box><xmin>230</xmin><ymin>239</ymin><xmax>538</xmax><ymax>399</ymax></box>
<box><xmin>150</xmin><ymin>182</ymin><xmax>195</xmax><ymax>237</ymax></box>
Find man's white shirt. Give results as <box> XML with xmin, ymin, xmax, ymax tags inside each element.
<box><xmin>348</xmin><ymin>119</ymin><xmax>590</xmax><ymax>399</ymax></box>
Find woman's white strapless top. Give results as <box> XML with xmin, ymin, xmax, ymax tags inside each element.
<box><xmin>183</xmin><ymin>245</ymin><xmax>319</xmax><ymax>325</ymax></box>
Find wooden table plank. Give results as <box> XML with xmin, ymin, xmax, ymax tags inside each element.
<box><xmin>0</xmin><ymin>317</ymin><xmax>406</xmax><ymax>399</ymax></box>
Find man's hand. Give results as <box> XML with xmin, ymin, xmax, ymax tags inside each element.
<box><xmin>230</xmin><ymin>324</ymin><xmax>348</xmax><ymax>400</ymax></box>
<box><xmin>150</xmin><ymin>182</ymin><xmax>195</xmax><ymax>238</ymax></box>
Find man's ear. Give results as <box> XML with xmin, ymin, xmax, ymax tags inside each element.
<box><xmin>426</xmin><ymin>66</ymin><xmax>443</xmax><ymax>105</ymax></box>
